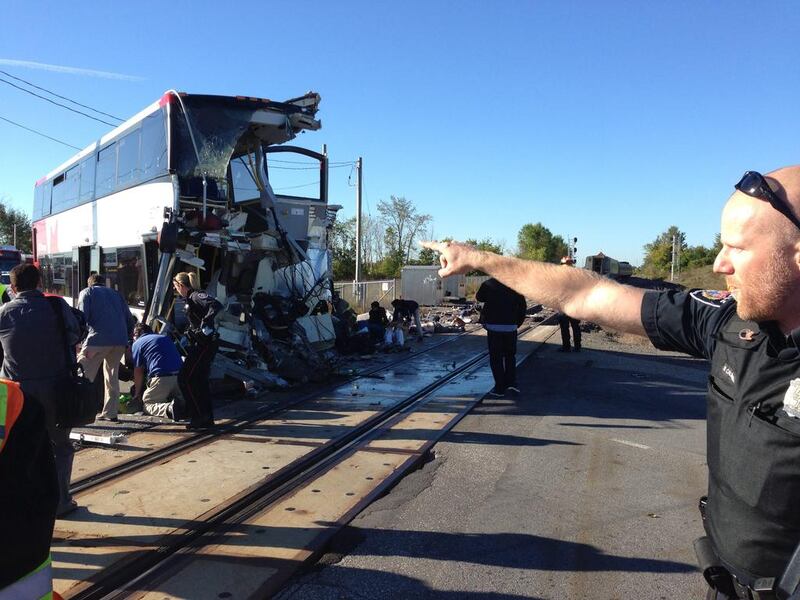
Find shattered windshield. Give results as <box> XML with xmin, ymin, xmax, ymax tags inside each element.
<box><xmin>172</xmin><ymin>96</ymin><xmax>294</xmax><ymax>197</ymax></box>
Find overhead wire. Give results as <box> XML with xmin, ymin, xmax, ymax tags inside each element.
<box><xmin>0</xmin><ymin>70</ymin><xmax>123</xmax><ymax>122</ymax></box>
<box><xmin>0</xmin><ymin>115</ymin><xmax>81</xmax><ymax>150</ymax></box>
<box><xmin>269</xmin><ymin>157</ymin><xmax>355</xmax><ymax>166</ymax></box>
<box><xmin>269</xmin><ymin>163</ymin><xmax>354</xmax><ymax>171</ymax></box>
<box><xmin>0</xmin><ymin>75</ymin><xmax>120</xmax><ymax>127</ymax></box>
<box><xmin>273</xmin><ymin>180</ymin><xmax>320</xmax><ymax>192</ymax></box>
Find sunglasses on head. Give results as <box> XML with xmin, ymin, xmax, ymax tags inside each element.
<box><xmin>735</xmin><ymin>171</ymin><xmax>800</xmax><ymax>230</ymax></box>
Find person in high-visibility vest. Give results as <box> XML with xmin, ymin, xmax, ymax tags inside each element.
<box><xmin>0</xmin><ymin>378</ymin><xmax>60</xmax><ymax>599</ymax></box>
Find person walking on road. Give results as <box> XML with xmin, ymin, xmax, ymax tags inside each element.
<box><xmin>173</xmin><ymin>272</ymin><xmax>222</xmax><ymax>430</ymax></box>
<box><xmin>130</xmin><ymin>323</ymin><xmax>185</xmax><ymax>420</ymax></box>
<box><xmin>557</xmin><ymin>257</ymin><xmax>582</xmax><ymax>352</ymax></box>
<box><xmin>77</xmin><ymin>273</ymin><xmax>135</xmax><ymax>422</ymax></box>
<box><xmin>0</xmin><ymin>264</ymin><xmax>82</xmax><ymax>516</ymax></box>
<box><xmin>476</xmin><ymin>277</ymin><xmax>527</xmax><ymax>397</ymax></box>
<box><xmin>421</xmin><ymin>167</ymin><xmax>800</xmax><ymax>599</ymax></box>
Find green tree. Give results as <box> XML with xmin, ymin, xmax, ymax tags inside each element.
<box><xmin>464</xmin><ymin>237</ymin><xmax>504</xmax><ymax>275</ymax></box>
<box><xmin>516</xmin><ymin>223</ymin><xmax>567</xmax><ymax>263</ymax></box>
<box><xmin>414</xmin><ymin>245</ymin><xmax>438</xmax><ymax>266</ymax></box>
<box><xmin>377</xmin><ymin>196</ymin><xmax>432</xmax><ymax>267</ymax></box>
<box><xmin>640</xmin><ymin>225</ymin><xmax>686</xmax><ymax>278</ymax></box>
<box><xmin>0</xmin><ymin>196</ymin><xmax>31</xmax><ymax>252</ymax></box>
<box><xmin>330</xmin><ymin>216</ymin><xmax>356</xmax><ymax>280</ymax></box>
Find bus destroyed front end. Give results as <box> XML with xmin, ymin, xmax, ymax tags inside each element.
<box><xmin>150</xmin><ymin>92</ymin><xmax>343</xmax><ymax>388</ymax></box>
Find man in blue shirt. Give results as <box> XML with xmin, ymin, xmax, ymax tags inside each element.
<box><xmin>77</xmin><ymin>274</ymin><xmax>135</xmax><ymax>422</ymax></box>
<box><xmin>131</xmin><ymin>323</ymin><xmax>185</xmax><ymax>420</ymax></box>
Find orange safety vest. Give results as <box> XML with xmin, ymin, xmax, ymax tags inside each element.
<box><xmin>0</xmin><ymin>379</ymin><xmax>60</xmax><ymax>600</ymax></box>
<box><xmin>0</xmin><ymin>378</ymin><xmax>24</xmax><ymax>454</ymax></box>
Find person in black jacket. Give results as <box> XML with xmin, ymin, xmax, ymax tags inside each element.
<box><xmin>391</xmin><ymin>298</ymin><xmax>424</xmax><ymax>342</ymax></box>
<box><xmin>557</xmin><ymin>257</ymin><xmax>581</xmax><ymax>352</ymax></box>
<box><xmin>173</xmin><ymin>271</ymin><xmax>222</xmax><ymax>429</ymax></box>
<box><xmin>476</xmin><ymin>278</ymin><xmax>527</xmax><ymax>397</ymax></box>
<box><xmin>0</xmin><ymin>264</ymin><xmax>81</xmax><ymax>516</ymax></box>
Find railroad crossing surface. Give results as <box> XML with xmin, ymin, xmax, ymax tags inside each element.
<box><xmin>53</xmin><ymin>322</ymin><xmax>711</xmax><ymax>599</ymax></box>
<box><xmin>277</xmin><ymin>331</ymin><xmax>710</xmax><ymax>600</ymax></box>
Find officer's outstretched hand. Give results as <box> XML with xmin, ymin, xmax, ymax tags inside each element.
<box><xmin>419</xmin><ymin>240</ymin><xmax>479</xmax><ymax>278</ymax></box>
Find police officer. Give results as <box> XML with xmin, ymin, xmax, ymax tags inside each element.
<box><xmin>422</xmin><ymin>166</ymin><xmax>800</xmax><ymax>598</ymax></box>
<box><xmin>172</xmin><ymin>272</ymin><xmax>222</xmax><ymax>430</ymax></box>
<box><xmin>0</xmin><ymin>378</ymin><xmax>59</xmax><ymax>598</ymax></box>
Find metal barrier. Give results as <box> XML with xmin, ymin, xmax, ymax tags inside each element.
<box><xmin>333</xmin><ymin>279</ymin><xmax>398</xmax><ymax>312</ymax></box>
<box><xmin>465</xmin><ymin>275</ymin><xmax>490</xmax><ymax>299</ymax></box>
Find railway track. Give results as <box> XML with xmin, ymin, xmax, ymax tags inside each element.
<box><xmin>69</xmin><ymin>325</ymin><xmax>485</xmax><ymax>494</ymax></box>
<box><xmin>54</xmin><ymin>320</ymin><xmax>558</xmax><ymax>599</ymax></box>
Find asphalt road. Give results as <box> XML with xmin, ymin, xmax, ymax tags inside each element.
<box><xmin>276</xmin><ymin>331</ymin><xmax>711</xmax><ymax>600</ymax></box>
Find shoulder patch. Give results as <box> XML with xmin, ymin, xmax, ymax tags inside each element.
<box><xmin>689</xmin><ymin>289</ymin><xmax>733</xmax><ymax>308</ymax></box>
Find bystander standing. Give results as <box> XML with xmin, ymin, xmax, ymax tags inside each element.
<box><xmin>0</xmin><ymin>264</ymin><xmax>81</xmax><ymax>516</ymax></box>
<box><xmin>77</xmin><ymin>274</ymin><xmax>135</xmax><ymax>422</ymax></box>
<box><xmin>476</xmin><ymin>277</ymin><xmax>527</xmax><ymax>397</ymax></box>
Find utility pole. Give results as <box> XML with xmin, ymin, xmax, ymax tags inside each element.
<box><xmin>354</xmin><ymin>157</ymin><xmax>363</xmax><ymax>283</ymax></box>
<box><xmin>670</xmin><ymin>234</ymin><xmax>680</xmax><ymax>281</ymax></box>
<box><xmin>12</xmin><ymin>223</ymin><xmax>16</xmax><ymax>248</ymax></box>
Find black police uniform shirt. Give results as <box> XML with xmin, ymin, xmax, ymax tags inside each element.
<box><xmin>185</xmin><ymin>290</ymin><xmax>222</xmax><ymax>333</ymax></box>
<box><xmin>642</xmin><ymin>288</ymin><xmax>800</xmax><ymax>580</ymax></box>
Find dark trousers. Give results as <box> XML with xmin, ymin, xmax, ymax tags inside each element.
<box><xmin>179</xmin><ymin>338</ymin><xmax>218</xmax><ymax>425</ymax></box>
<box><xmin>0</xmin><ymin>396</ymin><xmax>58</xmax><ymax>589</ymax></box>
<box><xmin>558</xmin><ymin>314</ymin><xmax>581</xmax><ymax>349</ymax></box>
<box><xmin>487</xmin><ymin>330</ymin><xmax>517</xmax><ymax>391</ymax></box>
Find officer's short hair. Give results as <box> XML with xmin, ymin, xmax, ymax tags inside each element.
<box><xmin>371</xmin><ymin>301</ymin><xmax>380</xmax><ymax>309</ymax></box>
<box><xmin>10</xmin><ymin>264</ymin><xmax>40</xmax><ymax>291</ymax></box>
<box><xmin>87</xmin><ymin>273</ymin><xmax>103</xmax><ymax>287</ymax></box>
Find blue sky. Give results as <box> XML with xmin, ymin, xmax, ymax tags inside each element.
<box><xmin>1</xmin><ymin>1</ymin><xmax>799</xmax><ymax>265</ymax></box>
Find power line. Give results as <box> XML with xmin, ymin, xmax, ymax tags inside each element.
<box><xmin>269</xmin><ymin>163</ymin><xmax>355</xmax><ymax>171</ymax></box>
<box><xmin>0</xmin><ymin>115</ymin><xmax>81</xmax><ymax>150</ymax></box>
<box><xmin>0</xmin><ymin>70</ymin><xmax>123</xmax><ymax>122</ymax></box>
<box><xmin>273</xmin><ymin>180</ymin><xmax>320</xmax><ymax>191</ymax></box>
<box><xmin>0</xmin><ymin>75</ymin><xmax>119</xmax><ymax>127</ymax></box>
<box><xmin>268</xmin><ymin>157</ymin><xmax>355</xmax><ymax>166</ymax></box>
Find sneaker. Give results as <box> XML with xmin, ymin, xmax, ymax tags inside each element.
<box><xmin>487</xmin><ymin>388</ymin><xmax>505</xmax><ymax>398</ymax></box>
<box><xmin>96</xmin><ymin>415</ymin><xmax>119</xmax><ymax>422</ymax></box>
<box><xmin>506</xmin><ymin>386</ymin><xmax>521</xmax><ymax>396</ymax></box>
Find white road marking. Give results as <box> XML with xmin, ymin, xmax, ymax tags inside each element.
<box><xmin>611</xmin><ymin>438</ymin><xmax>650</xmax><ymax>450</ymax></box>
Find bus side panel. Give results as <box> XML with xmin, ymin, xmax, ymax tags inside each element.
<box><xmin>34</xmin><ymin>204</ymin><xmax>94</xmax><ymax>255</ymax></box>
<box><xmin>95</xmin><ymin>179</ymin><xmax>173</xmax><ymax>248</ymax></box>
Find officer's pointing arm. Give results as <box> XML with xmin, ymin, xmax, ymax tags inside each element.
<box><xmin>420</xmin><ymin>240</ymin><xmax>646</xmax><ymax>336</ymax></box>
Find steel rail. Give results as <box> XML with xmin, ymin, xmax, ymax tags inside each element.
<box><xmin>67</xmin><ymin>321</ymin><xmax>545</xmax><ymax>600</ymax></box>
<box><xmin>69</xmin><ymin>324</ymin><xmax>483</xmax><ymax>494</ymax></box>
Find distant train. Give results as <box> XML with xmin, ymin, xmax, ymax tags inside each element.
<box><xmin>584</xmin><ymin>253</ymin><xmax>634</xmax><ymax>279</ymax></box>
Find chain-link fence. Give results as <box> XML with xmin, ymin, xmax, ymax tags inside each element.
<box><xmin>333</xmin><ymin>279</ymin><xmax>398</xmax><ymax>312</ymax></box>
<box><xmin>335</xmin><ymin>276</ymin><xmax>493</xmax><ymax>311</ymax></box>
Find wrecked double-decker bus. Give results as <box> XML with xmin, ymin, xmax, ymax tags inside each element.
<box><xmin>32</xmin><ymin>91</ymin><xmax>341</xmax><ymax>388</ymax></box>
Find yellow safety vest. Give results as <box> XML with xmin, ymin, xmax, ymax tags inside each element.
<box><xmin>0</xmin><ymin>379</ymin><xmax>57</xmax><ymax>600</ymax></box>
